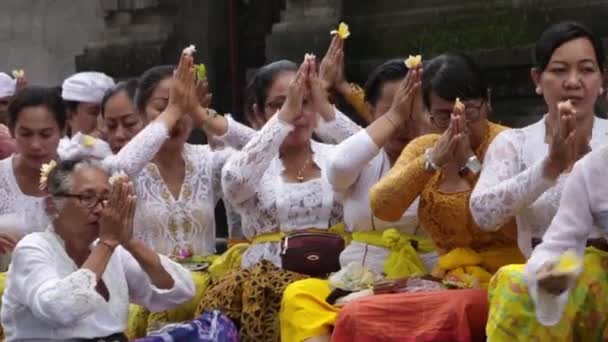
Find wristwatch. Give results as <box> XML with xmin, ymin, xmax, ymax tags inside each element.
<box><xmin>462</xmin><ymin>155</ymin><xmax>482</xmax><ymax>175</ymax></box>
<box><xmin>424</xmin><ymin>148</ymin><xmax>439</xmax><ymax>172</ymax></box>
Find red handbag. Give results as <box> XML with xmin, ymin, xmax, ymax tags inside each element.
<box><xmin>280</xmin><ymin>232</ymin><xmax>345</xmax><ymax>277</ymax></box>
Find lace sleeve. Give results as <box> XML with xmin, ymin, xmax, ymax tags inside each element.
<box><xmin>525</xmin><ymin>157</ymin><xmax>594</xmax><ymax>326</ymax></box>
<box><xmin>11</xmin><ymin>243</ymin><xmax>104</xmax><ymax>326</ymax></box>
<box><xmin>315</xmin><ymin>108</ymin><xmax>362</xmax><ymax>144</ymax></box>
<box><xmin>222</xmin><ymin>114</ymin><xmax>294</xmax><ymax>206</ymax></box>
<box><xmin>214</xmin><ymin>114</ymin><xmax>256</xmax><ymax>150</ymax></box>
<box><xmin>327</xmin><ymin>129</ymin><xmax>380</xmax><ymax>192</ymax></box>
<box><xmin>470</xmin><ymin>131</ymin><xmax>556</xmax><ymax>231</ymax></box>
<box><xmin>122</xmin><ymin>249</ymin><xmax>195</xmax><ymax>312</ymax></box>
<box><xmin>370</xmin><ymin>134</ymin><xmax>438</xmax><ymax>222</ymax></box>
<box><xmin>102</xmin><ymin>121</ymin><xmax>168</xmax><ymax>178</ymax></box>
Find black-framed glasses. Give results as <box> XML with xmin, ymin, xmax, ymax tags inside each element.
<box><xmin>430</xmin><ymin>100</ymin><xmax>485</xmax><ymax>129</ymax></box>
<box><xmin>55</xmin><ymin>193</ymin><xmax>108</xmax><ymax>209</ymax></box>
<box><xmin>265</xmin><ymin>99</ymin><xmax>285</xmax><ymax>113</ymax></box>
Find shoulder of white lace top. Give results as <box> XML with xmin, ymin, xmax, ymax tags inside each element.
<box><xmin>10</xmin><ymin>233</ymin><xmax>105</xmax><ymax>326</ymax></box>
<box><xmin>102</xmin><ymin>121</ymin><xmax>168</xmax><ymax>178</ymax></box>
<box><xmin>222</xmin><ymin>114</ymin><xmax>294</xmax><ymax>206</ymax></box>
<box><xmin>315</xmin><ymin>107</ymin><xmax>362</xmax><ymax>144</ymax></box>
<box><xmin>214</xmin><ymin>114</ymin><xmax>256</xmax><ymax>150</ymax></box>
<box><xmin>471</xmin><ymin>126</ymin><xmax>555</xmax><ymax>231</ymax></box>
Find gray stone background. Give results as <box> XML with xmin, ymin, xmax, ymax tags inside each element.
<box><xmin>0</xmin><ymin>0</ymin><xmax>106</xmax><ymax>86</ymax></box>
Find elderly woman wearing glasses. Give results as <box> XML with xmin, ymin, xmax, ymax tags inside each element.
<box><xmin>0</xmin><ymin>158</ymin><xmax>195</xmax><ymax>341</ymax></box>
<box><xmin>369</xmin><ymin>53</ymin><xmax>524</xmax><ymax>289</ymax></box>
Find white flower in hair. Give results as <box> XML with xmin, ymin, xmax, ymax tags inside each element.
<box><xmin>12</xmin><ymin>69</ymin><xmax>24</xmax><ymax>78</ymax></box>
<box><xmin>183</xmin><ymin>44</ymin><xmax>196</xmax><ymax>55</ymax></box>
<box><xmin>109</xmin><ymin>170</ymin><xmax>128</xmax><ymax>185</ymax></box>
<box><xmin>57</xmin><ymin>133</ymin><xmax>112</xmax><ymax>161</ymax></box>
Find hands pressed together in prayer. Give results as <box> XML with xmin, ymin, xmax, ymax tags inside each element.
<box><xmin>384</xmin><ymin>65</ymin><xmax>422</xmax><ymax>129</ymax></box>
<box><xmin>319</xmin><ymin>35</ymin><xmax>348</xmax><ymax>95</ymax></box>
<box><xmin>543</xmin><ymin>100</ymin><xmax>592</xmax><ymax>180</ymax></box>
<box><xmin>278</xmin><ymin>54</ymin><xmax>336</xmax><ymax>124</ymax></box>
<box><xmin>98</xmin><ymin>175</ymin><xmax>137</xmax><ymax>250</ymax></box>
<box><xmin>430</xmin><ymin>100</ymin><xmax>475</xmax><ymax>174</ymax></box>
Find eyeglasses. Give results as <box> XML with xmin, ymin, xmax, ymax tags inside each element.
<box><xmin>55</xmin><ymin>193</ymin><xmax>108</xmax><ymax>209</ymax></box>
<box><xmin>265</xmin><ymin>99</ymin><xmax>285</xmax><ymax>112</ymax></box>
<box><xmin>430</xmin><ymin>100</ymin><xmax>485</xmax><ymax>129</ymax></box>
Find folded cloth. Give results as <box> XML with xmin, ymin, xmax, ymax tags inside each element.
<box><xmin>134</xmin><ymin>310</ymin><xmax>238</xmax><ymax>342</ymax></box>
<box><xmin>332</xmin><ymin>289</ymin><xmax>488</xmax><ymax>342</ymax></box>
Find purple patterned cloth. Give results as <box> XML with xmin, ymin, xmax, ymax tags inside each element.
<box><xmin>134</xmin><ymin>310</ymin><xmax>238</xmax><ymax>342</ymax></box>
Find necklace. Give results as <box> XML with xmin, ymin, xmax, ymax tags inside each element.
<box><xmin>296</xmin><ymin>156</ymin><xmax>312</xmax><ymax>182</ymax></box>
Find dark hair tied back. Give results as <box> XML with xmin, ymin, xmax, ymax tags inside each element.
<box><xmin>535</xmin><ymin>21</ymin><xmax>605</xmax><ymax>71</ymax></box>
<box><xmin>135</xmin><ymin>65</ymin><xmax>174</xmax><ymax>113</ymax></box>
<box><xmin>8</xmin><ymin>86</ymin><xmax>66</xmax><ymax>131</ymax></box>
<box><xmin>421</xmin><ymin>53</ymin><xmax>487</xmax><ymax>110</ymax></box>
<box><xmin>250</xmin><ymin>60</ymin><xmax>298</xmax><ymax>110</ymax></box>
<box><xmin>364</xmin><ymin>59</ymin><xmax>408</xmax><ymax>106</ymax></box>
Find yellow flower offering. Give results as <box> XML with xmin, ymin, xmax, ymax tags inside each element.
<box><xmin>195</xmin><ymin>63</ymin><xmax>207</xmax><ymax>80</ymax></box>
<box><xmin>404</xmin><ymin>55</ymin><xmax>422</xmax><ymax>69</ymax></box>
<box><xmin>82</xmin><ymin>135</ymin><xmax>96</xmax><ymax>148</ymax></box>
<box><xmin>12</xmin><ymin>69</ymin><xmax>24</xmax><ymax>78</ymax></box>
<box><xmin>39</xmin><ymin>160</ymin><xmax>57</xmax><ymax>190</ymax></box>
<box><xmin>553</xmin><ymin>249</ymin><xmax>582</xmax><ymax>275</ymax></box>
<box><xmin>330</xmin><ymin>22</ymin><xmax>350</xmax><ymax>39</ymax></box>
<box><xmin>454</xmin><ymin>97</ymin><xmax>465</xmax><ymax>112</ymax></box>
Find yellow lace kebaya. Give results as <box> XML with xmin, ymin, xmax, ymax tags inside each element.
<box><xmin>370</xmin><ymin>122</ymin><xmax>524</xmax><ymax>287</ymax></box>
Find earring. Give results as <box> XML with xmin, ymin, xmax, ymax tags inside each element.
<box><xmin>535</xmin><ymin>86</ymin><xmax>542</xmax><ymax>95</ymax></box>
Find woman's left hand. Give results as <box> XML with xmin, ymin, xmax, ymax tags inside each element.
<box><xmin>452</xmin><ymin>111</ymin><xmax>474</xmax><ymax>168</ymax></box>
<box><xmin>307</xmin><ymin>54</ymin><xmax>336</xmax><ymax>122</ymax></box>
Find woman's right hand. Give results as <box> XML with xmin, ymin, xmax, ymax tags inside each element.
<box><xmin>319</xmin><ymin>35</ymin><xmax>344</xmax><ymax>91</ymax></box>
<box><xmin>99</xmin><ymin>177</ymin><xmax>135</xmax><ymax>247</ymax></box>
<box><xmin>430</xmin><ymin>114</ymin><xmax>461</xmax><ymax>168</ymax></box>
<box><xmin>167</xmin><ymin>51</ymin><xmax>196</xmax><ymax>116</ymax></box>
<box><xmin>278</xmin><ymin>55</ymin><xmax>308</xmax><ymax>124</ymax></box>
<box><xmin>544</xmin><ymin>101</ymin><xmax>577</xmax><ymax>179</ymax></box>
<box><xmin>0</xmin><ymin>232</ymin><xmax>18</xmax><ymax>254</ymax></box>
<box><xmin>386</xmin><ymin>66</ymin><xmax>421</xmax><ymax>125</ymax></box>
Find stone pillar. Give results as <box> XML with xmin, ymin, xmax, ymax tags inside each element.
<box><xmin>265</xmin><ymin>0</ymin><xmax>342</xmax><ymax>62</ymax></box>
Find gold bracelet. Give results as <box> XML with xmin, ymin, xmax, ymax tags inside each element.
<box><xmin>98</xmin><ymin>239</ymin><xmax>119</xmax><ymax>252</ymax></box>
<box><xmin>385</xmin><ymin>114</ymin><xmax>399</xmax><ymax>129</ymax></box>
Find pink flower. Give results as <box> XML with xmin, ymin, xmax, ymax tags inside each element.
<box><xmin>177</xmin><ymin>248</ymin><xmax>193</xmax><ymax>260</ymax></box>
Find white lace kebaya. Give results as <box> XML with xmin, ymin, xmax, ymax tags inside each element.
<box><xmin>525</xmin><ymin>144</ymin><xmax>608</xmax><ymax>326</ymax></box>
<box><xmin>470</xmin><ymin>116</ymin><xmax>608</xmax><ymax>257</ymax></box>
<box><xmin>1</xmin><ymin>230</ymin><xmax>194</xmax><ymax>341</ymax></box>
<box><xmin>222</xmin><ymin>113</ymin><xmax>359</xmax><ymax>269</ymax></box>
<box><xmin>132</xmin><ymin>115</ymin><xmax>255</xmax><ymax>257</ymax></box>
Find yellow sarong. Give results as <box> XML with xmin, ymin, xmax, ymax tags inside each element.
<box><xmin>431</xmin><ymin>246</ymin><xmax>524</xmax><ymax>289</ymax></box>
<box><xmin>352</xmin><ymin>228</ymin><xmax>434</xmax><ymax>279</ymax></box>
<box><xmin>280</xmin><ymin>278</ymin><xmax>337</xmax><ymax>342</ymax></box>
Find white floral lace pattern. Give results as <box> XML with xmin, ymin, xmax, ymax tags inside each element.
<box><xmin>470</xmin><ymin>117</ymin><xmax>608</xmax><ymax>257</ymax></box>
<box><xmin>314</xmin><ymin>108</ymin><xmax>362</xmax><ymax>145</ymax></box>
<box><xmin>222</xmin><ymin>115</ymin><xmax>344</xmax><ymax>268</ymax></box>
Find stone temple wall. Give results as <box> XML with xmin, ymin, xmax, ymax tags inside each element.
<box><xmin>0</xmin><ymin>0</ymin><xmax>106</xmax><ymax>86</ymax></box>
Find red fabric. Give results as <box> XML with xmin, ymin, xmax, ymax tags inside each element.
<box><xmin>331</xmin><ymin>289</ymin><xmax>488</xmax><ymax>342</ymax></box>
